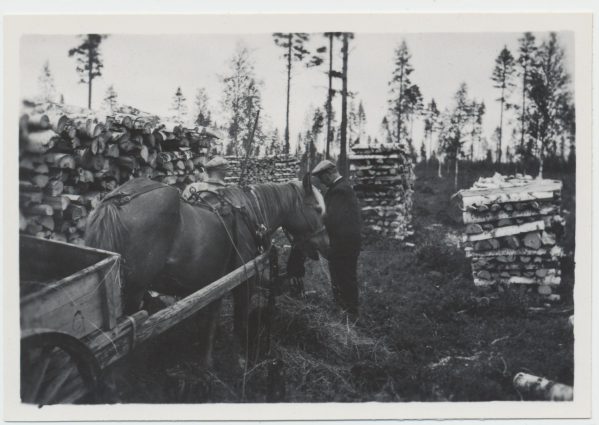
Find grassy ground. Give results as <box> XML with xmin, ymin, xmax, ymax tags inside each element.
<box><xmin>106</xmin><ymin>163</ymin><xmax>575</xmax><ymax>403</ymax></box>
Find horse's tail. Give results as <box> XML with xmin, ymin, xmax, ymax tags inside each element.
<box><xmin>84</xmin><ymin>198</ymin><xmax>127</xmax><ymax>253</ymax></box>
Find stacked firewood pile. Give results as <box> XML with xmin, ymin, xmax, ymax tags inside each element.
<box><xmin>19</xmin><ymin>102</ymin><xmax>220</xmax><ymax>245</ymax></box>
<box><xmin>223</xmin><ymin>156</ymin><xmax>300</xmax><ymax>185</ymax></box>
<box><xmin>458</xmin><ymin>173</ymin><xmax>565</xmax><ymax>298</ymax></box>
<box><xmin>349</xmin><ymin>144</ymin><xmax>415</xmax><ymax>240</ymax></box>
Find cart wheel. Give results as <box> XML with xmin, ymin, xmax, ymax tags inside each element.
<box><xmin>21</xmin><ymin>329</ymin><xmax>103</xmax><ymax>406</ymax></box>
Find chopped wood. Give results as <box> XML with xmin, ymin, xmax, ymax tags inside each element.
<box><xmin>522</xmin><ymin>232</ymin><xmax>542</xmax><ymax>250</ymax></box>
<box><xmin>45</xmin><ymin>180</ymin><xmax>64</xmax><ymax>197</ymax></box>
<box><xmin>25</xmin><ymin>129</ymin><xmax>60</xmax><ymax>153</ymax></box>
<box><xmin>461</xmin><ymin>220</ymin><xmax>545</xmax><ymax>243</ymax></box>
<box><xmin>513</xmin><ymin>372</ymin><xmax>572</xmax><ymax>401</ymax></box>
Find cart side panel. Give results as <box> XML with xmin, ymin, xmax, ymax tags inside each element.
<box><xmin>20</xmin><ymin>236</ymin><xmax>123</xmax><ymax>340</ymax></box>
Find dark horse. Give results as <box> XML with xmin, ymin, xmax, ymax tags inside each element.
<box><xmin>84</xmin><ymin>174</ymin><xmax>328</xmax><ymax>369</ymax></box>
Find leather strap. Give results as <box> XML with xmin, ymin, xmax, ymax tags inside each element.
<box><xmin>104</xmin><ymin>182</ymin><xmax>169</xmax><ymax>206</ymax></box>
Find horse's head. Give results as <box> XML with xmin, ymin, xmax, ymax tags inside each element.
<box><xmin>284</xmin><ymin>173</ymin><xmax>329</xmax><ymax>260</ymax></box>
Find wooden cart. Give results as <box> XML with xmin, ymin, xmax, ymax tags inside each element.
<box><xmin>19</xmin><ymin>235</ymin><xmax>275</xmax><ymax>405</ymax></box>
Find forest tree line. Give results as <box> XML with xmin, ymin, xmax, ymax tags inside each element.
<box><xmin>35</xmin><ymin>32</ymin><xmax>574</xmax><ymax>180</ymax></box>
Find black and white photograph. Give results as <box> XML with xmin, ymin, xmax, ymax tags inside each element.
<box><xmin>3</xmin><ymin>11</ymin><xmax>593</xmax><ymax>422</ymax></box>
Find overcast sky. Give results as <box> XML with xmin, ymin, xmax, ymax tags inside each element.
<box><xmin>20</xmin><ymin>31</ymin><xmax>574</xmax><ymax>158</ymax></box>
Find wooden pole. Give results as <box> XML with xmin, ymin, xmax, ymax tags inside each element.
<box><xmin>238</xmin><ymin>110</ymin><xmax>260</xmax><ymax>185</ymax></box>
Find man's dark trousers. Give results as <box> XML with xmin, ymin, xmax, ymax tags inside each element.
<box><xmin>328</xmin><ymin>255</ymin><xmax>359</xmax><ymax>315</ymax></box>
<box><xmin>323</xmin><ymin>177</ymin><xmax>362</xmax><ymax>315</ymax></box>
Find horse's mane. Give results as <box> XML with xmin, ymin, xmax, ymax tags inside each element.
<box><xmin>220</xmin><ymin>182</ymin><xmax>304</xmax><ymax>230</ymax></box>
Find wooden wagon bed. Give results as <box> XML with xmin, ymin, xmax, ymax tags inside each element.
<box><xmin>19</xmin><ymin>235</ymin><xmax>271</xmax><ymax>405</ymax></box>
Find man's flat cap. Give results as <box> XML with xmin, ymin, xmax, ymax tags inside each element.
<box><xmin>312</xmin><ymin>160</ymin><xmax>336</xmax><ymax>176</ymax></box>
<box><xmin>205</xmin><ymin>156</ymin><xmax>230</xmax><ymax>170</ymax></box>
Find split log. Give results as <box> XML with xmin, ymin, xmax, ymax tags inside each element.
<box><xmin>19</xmin><ymin>211</ymin><xmax>27</xmax><ymax>231</ymax></box>
<box><xmin>35</xmin><ymin>163</ymin><xmax>50</xmax><ymax>174</ymax></box>
<box><xmin>462</xmin><ymin>221</ymin><xmax>545</xmax><ymax>243</ymax></box>
<box><xmin>48</xmin><ymin>153</ymin><xmax>76</xmax><ymax>169</ymax></box>
<box><xmin>30</xmin><ymin>174</ymin><xmax>49</xmax><ymax>189</ymax></box>
<box><xmin>26</xmin><ymin>215</ymin><xmax>55</xmax><ymax>231</ymax></box>
<box><xmin>20</xmin><ymin>191</ymin><xmax>44</xmax><ymax>205</ymax></box>
<box><xmin>64</xmin><ymin>204</ymin><xmax>87</xmax><ymax>221</ymax></box>
<box><xmin>465</xmin><ymin>224</ymin><xmax>483</xmax><ymax>234</ymax></box>
<box><xmin>74</xmin><ymin>148</ymin><xmax>93</xmax><ymax>168</ymax></box>
<box><xmin>80</xmin><ymin>192</ymin><xmax>104</xmax><ymax>210</ymax></box>
<box><xmin>44</xmin><ymin>180</ymin><xmax>64</xmax><ymax>197</ymax></box>
<box><xmin>105</xmin><ymin>144</ymin><xmax>120</xmax><ymax>158</ymax></box>
<box><xmin>48</xmin><ymin>114</ymin><xmax>70</xmax><ymax>134</ymax></box>
<box><xmin>77</xmin><ymin>168</ymin><xmax>95</xmax><ymax>183</ymax></box>
<box><xmin>44</xmin><ymin>195</ymin><xmax>71</xmax><ymax>211</ymax></box>
<box><xmin>116</xmin><ymin>156</ymin><xmax>140</xmax><ymax>171</ymax></box>
<box><xmin>76</xmin><ymin>216</ymin><xmax>87</xmax><ymax>232</ymax></box>
<box><xmin>464</xmin><ymin>246</ymin><xmax>564</xmax><ymax>258</ymax></box>
<box><xmin>536</xmin><ymin>269</ymin><xmax>548</xmax><ymax>278</ymax></box>
<box><xmin>522</xmin><ymin>232</ymin><xmax>542</xmax><ymax>250</ymax></box>
<box><xmin>513</xmin><ymin>372</ymin><xmax>572</xmax><ymax>401</ymax></box>
<box><xmin>25</xmin><ymin>130</ymin><xmax>60</xmax><ymax>153</ymax></box>
<box><xmin>459</xmin><ymin>180</ymin><xmax>562</xmax><ymax>208</ymax></box>
<box><xmin>505</xmin><ymin>236</ymin><xmax>520</xmax><ymax>249</ymax></box>
<box><xmin>90</xmin><ymin>155</ymin><xmax>106</xmax><ymax>172</ymax></box>
<box><xmin>497</xmin><ymin>219</ymin><xmax>513</xmax><ymax>227</ymax></box>
<box><xmin>19</xmin><ymin>157</ymin><xmax>36</xmax><ymax>172</ymax></box>
<box><xmin>541</xmin><ymin>231</ymin><xmax>556</xmax><ymax>246</ymax></box>
<box><xmin>26</xmin><ymin>204</ymin><xmax>54</xmax><ymax>216</ymax></box>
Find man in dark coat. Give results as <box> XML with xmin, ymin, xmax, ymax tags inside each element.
<box><xmin>312</xmin><ymin>160</ymin><xmax>362</xmax><ymax>315</ymax></box>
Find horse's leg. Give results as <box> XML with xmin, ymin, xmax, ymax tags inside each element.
<box><xmin>232</xmin><ymin>277</ymin><xmax>255</xmax><ymax>371</ymax></box>
<box><xmin>195</xmin><ymin>297</ymin><xmax>223</xmax><ymax>369</ymax></box>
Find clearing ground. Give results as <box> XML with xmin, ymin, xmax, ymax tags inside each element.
<box><xmin>106</xmin><ymin>163</ymin><xmax>575</xmax><ymax>403</ymax></box>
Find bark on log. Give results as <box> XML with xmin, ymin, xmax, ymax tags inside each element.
<box><xmin>25</xmin><ymin>130</ymin><xmax>60</xmax><ymax>153</ymax></box>
<box><xmin>512</xmin><ymin>372</ymin><xmax>572</xmax><ymax>401</ymax></box>
<box><xmin>44</xmin><ymin>195</ymin><xmax>71</xmax><ymax>211</ymax></box>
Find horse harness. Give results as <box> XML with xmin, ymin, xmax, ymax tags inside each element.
<box><xmin>185</xmin><ymin>186</ymin><xmax>270</xmax><ymax>257</ymax></box>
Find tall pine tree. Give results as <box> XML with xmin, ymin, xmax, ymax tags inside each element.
<box><xmin>170</xmin><ymin>87</ymin><xmax>188</xmax><ymax>123</ymax></box>
<box><xmin>68</xmin><ymin>34</ymin><xmax>107</xmax><ymax>109</ymax></box>
<box><xmin>491</xmin><ymin>46</ymin><xmax>516</xmax><ymax>164</ymax></box>
<box><xmin>272</xmin><ymin>33</ymin><xmax>312</xmax><ymax>154</ymax></box>
<box><xmin>38</xmin><ymin>61</ymin><xmax>56</xmax><ymax>103</ymax></box>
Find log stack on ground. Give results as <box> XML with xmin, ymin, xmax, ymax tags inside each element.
<box><xmin>19</xmin><ymin>101</ymin><xmax>221</xmax><ymax>246</ymax></box>
<box><xmin>223</xmin><ymin>155</ymin><xmax>300</xmax><ymax>185</ymax></box>
<box><xmin>349</xmin><ymin>143</ymin><xmax>415</xmax><ymax>241</ymax></box>
<box><xmin>458</xmin><ymin>173</ymin><xmax>565</xmax><ymax>299</ymax></box>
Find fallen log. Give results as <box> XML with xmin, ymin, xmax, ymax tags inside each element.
<box><xmin>513</xmin><ymin>372</ymin><xmax>573</xmax><ymax>401</ymax></box>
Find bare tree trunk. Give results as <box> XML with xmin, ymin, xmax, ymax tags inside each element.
<box><xmin>88</xmin><ymin>49</ymin><xmax>93</xmax><ymax>109</ymax></box>
<box><xmin>455</xmin><ymin>156</ymin><xmax>459</xmax><ymax>189</ymax></box>
<box><xmin>538</xmin><ymin>140</ymin><xmax>544</xmax><ymax>179</ymax></box>
<box><xmin>338</xmin><ymin>33</ymin><xmax>349</xmax><ymax>177</ymax></box>
<box><xmin>284</xmin><ymin>35</ymin><xmax>292</xmax><ymax>155</ymax></box>
<box><xmin>497</xmin><ymin>85</ymin><xmax>504</xmax><ymax>165</ymax></box>
<box><xmin>397</xmin><ymin>73</ymin><xmax>404</xmax><ymax>144</ymax></box>
<box><xmin>438</xmin><ymin>156</ymin><xmax>442</xmax><ymax>178</ymax></box>
<box><xmin>326</xmin><ymin>34</ymin><xmax>333</xmax><ymax>159</ymax></box>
